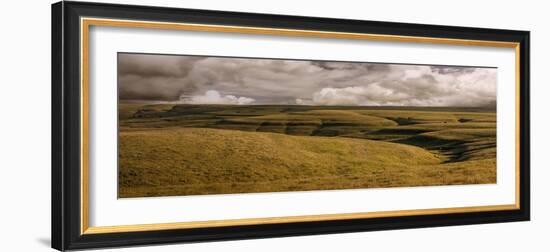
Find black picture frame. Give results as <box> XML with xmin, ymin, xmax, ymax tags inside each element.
<box><xmin>52</xmin><ymin>1</ymin><xmax>530</xmax><ymax>251</ymax></box>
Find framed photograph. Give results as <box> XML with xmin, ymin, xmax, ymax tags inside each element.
<box><xmin>52</xmin><ymin>1</ymin><xmax>530</xmax><ymax>250</ymax></box>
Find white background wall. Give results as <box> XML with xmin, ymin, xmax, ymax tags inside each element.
<box><xmin>0</xmin><ymin>0</ymin><xmax>547</xmax><ymax>251</ymax></box>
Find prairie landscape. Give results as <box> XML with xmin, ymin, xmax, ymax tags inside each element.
<box><xmin>117</xmin><ymin>53</ymin><xmax>497</xmax><ymax>198</ymax></box>
<box><xmin>118</xmin><ymin>103</ymin><xmax>496</xmax><ymax>197</ymax></box>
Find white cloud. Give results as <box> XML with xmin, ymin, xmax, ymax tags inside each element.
<box><xmin>301</xmin><ymin>85</ymin><xmax>409</xmax><ymax>106</ymax></box>
<box><xmin>301</xmin><ymin>71</ymin><xmax>496</xmax><ymax>106</ymax></box>
<box><xmin>310</xmin><ymin>87</ymin><xmax>369</xmax><ymax>106</ymax></box>
<box><xmin>181</xmin><ymin>90</ymin><xmax>255</xmax><ymax>105</ymax></box>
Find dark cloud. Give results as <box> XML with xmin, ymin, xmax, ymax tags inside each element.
<box><xmin>118</xmin><ymin>54</ymin><xmax>205</xmax><ymax>100</ymax></box>
<box><xmin>118</xmin><ymin>53</ymin><xmax>497</xmax><ymax>107</ymax></box>
<box><xmin>430</xmin><ymin>66</ymin><xmax>476</xmax><ymax>75</ymax></box>
<box><xmin>118</xmin><ymin>53</ymin><xmax>205</xmax><ymax>78</ymax></box>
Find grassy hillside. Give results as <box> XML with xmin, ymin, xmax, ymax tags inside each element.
<box><xmin>119</xmin><ymin>127</ymin><xmax>494</xmax><ymax>197</ymax></box>
<box><xmin>118</xmin><ymin>103</ymin><xmax>496</xmax><ymax>197</ymax></box>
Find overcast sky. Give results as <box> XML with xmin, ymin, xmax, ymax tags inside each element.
<box><xmin>118</xmin><ymin>53</ymin><xmax>497</xmax><ymax>107</ymax></box>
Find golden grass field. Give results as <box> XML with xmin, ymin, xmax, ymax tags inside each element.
<box><xmin>118</xmin><ymin>103</ymin><xmax>496</xmax><ymax>198</ymax></box>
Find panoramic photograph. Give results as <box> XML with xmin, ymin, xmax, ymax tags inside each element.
<box><xmin>117</xmin><ymin>52</ymin><xmax>497</xmax><ymax>198</ymax></box>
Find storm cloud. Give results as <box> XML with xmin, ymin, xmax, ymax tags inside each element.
<box><xmin>118</xmin><ymin>53</ymin><xmax>497</xmax><ymax>107</ymax></box>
